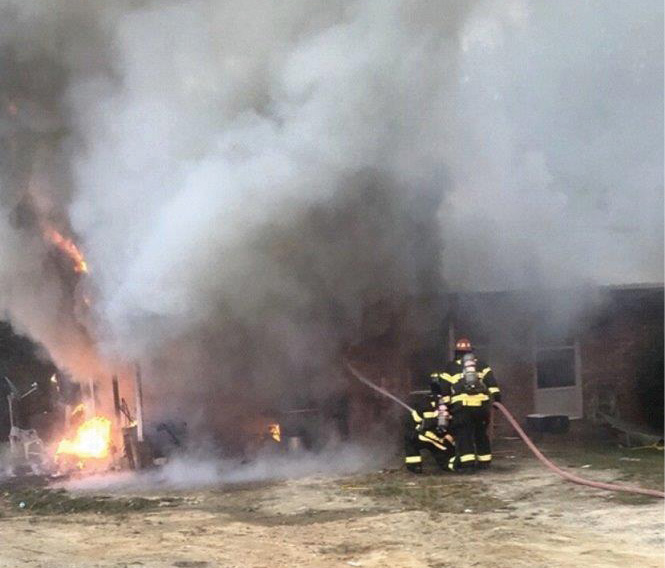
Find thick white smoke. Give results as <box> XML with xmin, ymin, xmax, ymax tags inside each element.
<box><xmin>442</xmin><ymin>1</ymin><xmax>664</xmax><ymax>290</ymax></box>
<box><xmin>59</xmin><ymin>443</ymin><xmax>394</xmax><ymax>492</ymax></box>
<box><xmin>0</xmin><ymin>0</ymin><xmax>662</xmax><ymax>431</ymax></box>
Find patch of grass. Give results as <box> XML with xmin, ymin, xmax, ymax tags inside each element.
<box><xmin>538</xmin><ymin>441</ymin><xmax>664</xmax><ymax>490</ymax></box>
<box><xmin>606</xmin><ymin>491</ymin><xmax>662</xmax><ymax>506</ymax></box>
<box><xmin>3</xmin><ymin>487</ymin><xmax>180</xmax><ymax>516</ymax></box>
<box><xmin>319</xmin><ymin>543</ymin><xmax>375</xmax><ymax>557</ymax></box>
<box><xmin>494</xmin><ymin>436</ymin><xmax>664</xmax><ymax>505</ymax></box>
<box><xmin>339</xmin><ymin>470</ymin><xmax>505</xmax><ymax>514</ymax></box>
<box><xmin>215</xmin><ymin>503</ymin><xmax>383</xmax><ymax>527</ymax></box>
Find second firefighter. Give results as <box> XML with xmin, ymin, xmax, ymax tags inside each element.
<box><xmin>430</xmin><ymin>337</ymin><xmax>501</xmax><ymax>472</ymax></box>
<box><xmin>404</xmin><ymin>391</ymin><xmax>455</xmax><ymax>473</ymax></box>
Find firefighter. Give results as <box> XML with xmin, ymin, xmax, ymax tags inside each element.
<box><xmin>404</xmin><ymin>391</ymin><xmax>455</xmax><ymax>473</ymax></box>
<box><xmin>430</xmin><ymin>337</ymin><xmax>501</xmax><ymax>472</ymax></box>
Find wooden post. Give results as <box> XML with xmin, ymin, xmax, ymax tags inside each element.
<box><xmin>111</xmin><ymin>375</ymin><xmax>121</xmax><ymax>427</ymax></box>
<box><xmin>134</xmin><ymin>364</ymin><xmax>144</xmax><ymax>442</ymax></box>
<box><xmin>7</xmin><ymin>394</ymin><xmax>16</xmax><ymax>453</ymax></box>
<box><xmin>88</xmin><ymin>376</ymin><xmax>96</xmax><ymax>416</ymax></box>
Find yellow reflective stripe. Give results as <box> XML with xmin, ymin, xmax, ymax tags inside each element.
<box><xmin>423</xmin><ymin>411</ymin><xmax>438</xmax><ymax>418</ymax></box>
<box><xmin>423</xmin><ymin>431</ymin><xmax>442</xmax><ymax>442</ymax></box>
<box><xmin>478</xmin><ymin>367</ymin><xmax>491</xmax><ymax>379</ymax></box>
<box><xmin>411</xmin><ymin>410</ymin><xmax>422</xmax><ymax>423</ymax></box>
<box><xmin>488</xmin><ymin>387</ymin><xmax>500</xmax><ymax>394</ymax></box>
<box><xmin>460</xmin><ymin>454</ymin><xmax>476</xmax><ymax>463</ymax></box>
<box><xmin>430</xmin><ymin>373</ymin><xmax>440</xmax><ymax>379</ymax></box>
<box><xmin>405</xmin><ymin>456</ymin><xmax>422</xmax><ymax>464</ymax></box>
<box><xmin>476</xmin><ymin>454</ymin><xmax>492</xmax><ymax>462</ymax></box>
<box><xmin>450</xmin><ymin>393</ymin><xmax>489</xmax><ymax>405</ymax></box>
<box><xmin>442</xmin><ymin>373</ymin><xmax>462</xmax><ymax>384</ymax></box>
<box><xmin>418</xmin><ymin>435</ymin><xmax>446</xmax><ymax>451</ymax></box>
<box><xmin>441</xmin><ymin>396</ymin><xmax>451</xmax><ymax>403</ymax></box>
<box><xmin>467</xmin><ymin>393</ymin><xmax>488</xmax><ymax>402</ymax></box>
<box><xmin>448</xmin><ymin>456</ymin><xmax>456</xmax><ymax>470</ymax></box>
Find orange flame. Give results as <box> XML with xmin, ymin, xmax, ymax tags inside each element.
<box><xmin>71</xmin><ymin>403</ymin><xmax>86</xmax><ymax>417</ymax></box>
<box><xmin>268</xmin><ymin>423</ymin><xmax>281</xmax><ymax>443</ymax></box>
<box><xmin>43</xmin><ymin>226</ymin><xmax>88</xmax><ymax>274</ymax></box>
<box><xmin>56</xmin><ymin>416</ymin><xmax>111</xmax><ymax>459</ymax></box>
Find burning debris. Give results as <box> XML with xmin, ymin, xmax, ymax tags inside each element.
<box><xmin>55</xmin><ymin>415</ymin><xmax>112</xmax><ymax>461</ymax></box>
<box><xmin>268</xmin><ymin>423</ymin><xmax>281</xmax><ymax>443</ymax></box>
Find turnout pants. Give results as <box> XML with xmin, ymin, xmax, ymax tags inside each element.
<box><xmin>404</xmin><ymin>428</ymin><xmax>455</xmax><ymax>472</ymax></box>
<box><xmin>448</xmin><ymin>405</ymin><xmax>492</xmax><ymax>470</ymax></box>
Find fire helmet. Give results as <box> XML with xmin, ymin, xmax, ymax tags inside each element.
<box><xmin>455</xmin><ymin>337</ymin><xmax>473</xmax><ymax>352</ymax></box>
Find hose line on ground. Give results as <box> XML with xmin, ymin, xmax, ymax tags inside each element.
<box><xmin>492</xmin><ymin>402</ymin><xmax>665</xmax><ymax>499</ymax></box>
<box><xmin>345</xmin><ymin>361</ymin><xmax>664</xmax><ymax>499</ymax></box>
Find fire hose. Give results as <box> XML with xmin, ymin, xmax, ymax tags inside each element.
<box><xmin>346</xmin><ymin>362</ymin><xmax>665</xmax><ymax>499</ymax></box>
<box><xmin>492</xmin><ymin>402</ymin><xmax>665</xmax><ymax>499</ymax></box>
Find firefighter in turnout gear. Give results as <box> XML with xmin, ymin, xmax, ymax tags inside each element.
<box><xmin>404</xmin><ymin>392</ymin><xmax>455</xmax><ymax>473</ymax></box>
<box><xmin>430</xmin><ymin>337</ymin><xmax>501</xmax><ymax>472</ymax></box>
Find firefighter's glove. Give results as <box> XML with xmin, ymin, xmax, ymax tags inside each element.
<box><xmin>493</xmin><ymin>393</ymin><xmax>502</xmax><ymax>404</ymax></box>
<box><xmin>411</xmin><ymin>410</ymin><xmax>424</xmax><ymax>432</ymax></box>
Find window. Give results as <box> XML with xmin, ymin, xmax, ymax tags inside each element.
<box><xmin>536</xmin><ymin>347</ymin><xmax>576</xmax><ymax>389</ymax></box>
<box><xmin>533</xmin><ymin>324</ymin><xmax>582</xmax><ymax>417</ymax></box>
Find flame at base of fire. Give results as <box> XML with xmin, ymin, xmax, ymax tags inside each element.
<box><xmin>56</xmin><ymin>416</ymin><xmax>112</xmax><ymax>459</ymax></box>
<box><xmin>268</xmin><ymin>423</ymin><xmax>281</xmax><ymax>443</ymax></box>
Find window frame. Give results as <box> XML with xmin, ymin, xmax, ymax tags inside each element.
<box><xmin>533</xmin><ymin>336</ymin><xmax>581</xmax><ymax>392</ymax></box>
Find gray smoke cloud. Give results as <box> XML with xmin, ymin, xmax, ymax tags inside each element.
<box><xmin>0</xmin><ymin>1</ymin><xmax>661</xmax><ymax>432</ymax></box>
<box><xmin>442</xmin><ymin>1</ymin><xmax>664</xmax><ymax>291</ymax></box>
<box><xmin>59</xmin><ymin>442</ymin><xmax>394</xmax><ymax>492</ymax></box>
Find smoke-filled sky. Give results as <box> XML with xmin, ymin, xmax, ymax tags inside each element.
<box><xmin>0</xmin><ymin>0</ymin><xmax>662</xmax><ymax>419</ymax></box>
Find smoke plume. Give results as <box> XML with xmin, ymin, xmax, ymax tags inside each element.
<box><xmin>0</xmin><ymin>1</ymin><xmax>661</xmax><ymax>433</ymax></box>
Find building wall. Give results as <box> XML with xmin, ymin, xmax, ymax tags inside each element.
<box><xmin>345</xmin><ymin>303</ymin><xmax>413</xmax><ymax>440</ymax></box>
<box><xmin>453</xmin><ymin>287</ymin><xmax>664</xmax><ymax>428</ymax></box>
<box><xmin>580</xmin><ymin>287</ymin><xmax>664</xmax><ymax>428</ymax></box>
<box><xmin>346</xmin><ymin>285</ymin><xmax>663</xmax><ymax>439</ymax></box>
<box><xmin>450</xmin><ymin>291</ymin><xmax>540</xmax><ymax>428</ymax></box>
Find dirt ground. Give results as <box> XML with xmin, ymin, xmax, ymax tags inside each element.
<box><xmin>1</xmin><ymin>437</ymin><xmax>663</xmax><ymax>568</ymax></box>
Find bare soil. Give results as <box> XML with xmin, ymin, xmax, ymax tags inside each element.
<box><xmin>1</xmin><ymin>437</ymin><xmax>663</xmax><ymax>568</ymax></box>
